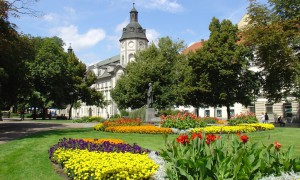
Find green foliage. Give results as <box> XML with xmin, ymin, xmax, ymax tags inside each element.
<box><xmin>228</xmin><ymin>112</ymin><xmax>259</xmax><ymax>125</ymax></box>
<box><xmin>158</xmin><ymin>109</ymin><xmax>181</xmax><ymax>116</ymax></box>
<box><xmin>128</xmin><ymin>106</ymin><xmax>147</xmax><ymax>122</ymax></box>
<box><xmin>120</xmin><ymin>109</ymin><xmax>129</xmax><ymax>117</ymax></box>
<box><xmin>111</xmin><ymin>37</ymin><xmax>186</xmax><ymax>109</ymax></box>
<box><xmin>245</xmin><ymin>0</ymin><xmax>300</xmax><ymax>102</ymax></box>
<box><xmin>160</xmin><ymin>133</ymin><xmax>300</xmax><ymax>179</ymax></box>
<box><xmin>72</xmin><ymin>116</ymin><xmax>105</xmax><ymax>123</ymax></box>
<box><xmin>0</xmin><ymin>17</ymin><xmax>35</xmax><ymax>112</ymax></box>
<box><xmin>186</xmin><ymin>17</ymin><xmax>260</xmax><ymax>119</ymax></box>
<box><xmin>160</xmin><ymin>113</ymin><xmax>207</xmax><ymax>129</ymax></box>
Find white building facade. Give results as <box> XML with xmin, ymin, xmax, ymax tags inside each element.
<box><xmin>70</xmin><ymin>5</ymin><xmax>148</xmax><ymax>119</ymax></box>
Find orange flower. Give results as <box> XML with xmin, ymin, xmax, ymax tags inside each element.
<box><xmin>206</xmin><ymin>134</ymin><xmax>216</xmax><ymax>145</ymax></box>
<box><xmin>240</xmin><ymin>134</ymin><xmax>248</xmax><ymax>144</ymax></box>
<box><xmin>191</xmin><ymin>133</ymin><xmax>203</xmax><ymax>140</ymax></box>
<box><xmin>236</xmin><ymin>132</ymin><xmax>241</xmax><ymax>137</ymax></box>
<box><xmin>274</xmin><ymin>141</ymin><xmax>282</xmax><ymax>150</ymax></box>
<box><xmin>176</xmin><ymin>134</ymin><xmax>190</xmax><ymax>144</ymax></box>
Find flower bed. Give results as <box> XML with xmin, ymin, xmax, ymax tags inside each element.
<box><xmin>74</xmin><ymin>138</ymin><xmax>125</xmax><ymax>144</ymax></box>
<box><xmin>228</xmin><ymin>111</ymin><xmax>258</xmax><ymax>125</ymax></box>
<box><xmin>49</xmin><ymin>138</ymin><xmax>159</xmax><ymax>179</ymax></box>
<box><xmin>191</xmin><ymin>125</ymin><xmax>257</xmax><ymax>133</ymax></box>
<box><xmin>105</xmin><ymin>125</ymin><xmax>173</xmax><ymax>134</ymax></box>
<box><xmin>160</xmin><ymin>132</ymin><xmax>300</xmax><ymax>179</ymax></box>
<box><xmin>238</xmin><ymin>123</ymin><xmax>275</xmax><ymax>130</ymax></box>
<box><xmin>160</xmin><ymin>112</ymin><xmax>207</xmax><ymax>129</ymax></box>
<box><xmin>102</xmin><ymin>118</ymin><xmax>142</xmax><ymax>128</ymax></box>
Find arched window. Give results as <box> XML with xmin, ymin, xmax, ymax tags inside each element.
<box><xmin>128</xmin><ymin>53</ymin><xmax>134</xmax><ymax>62</ymax></box>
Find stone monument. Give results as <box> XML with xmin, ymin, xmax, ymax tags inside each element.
<box><xmin>145</xmin><ymin>83</ymin><xmax>157</xmax><ymax>122</ymax></box>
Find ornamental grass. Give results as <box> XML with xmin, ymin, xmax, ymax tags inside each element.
<box><xmin>105</xmin><ymin>125</ymin><xmax>173</xmax><ymax>134</ymax></box>
<box><xmin>160</xmin><ymin>132</ymin><xmax>300</xmax><ymax>179</ymax></box>
<box><xmin>191</xmin><ymin>125</ymin><xmax>257</xmax><ymax>134</ymax></box>
<box><xmin>52</xmin><ymin>148</ymin><xmax>158</xmax><ymax>180</ymax></box>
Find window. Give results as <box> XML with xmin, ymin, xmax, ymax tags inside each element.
<box><xmin>217</xmin><ymin>110</ymin><xmax>222</xmax><ymax>117</ymax></box>
<box><xmin>248</xmin><ymin>103</ymin><xmax>255</xmax><ymax>113</ymax></box>
<box><xmin>204</xmin><ymin>110</ymin><xmax>210</xmax><ymax>117</ymax></box>
<box><xmin>265</xmin><ymin>104</ymin><xmax>273</xmax><ymax>114</ymax></box>
<box><xmin>230</xmin><ymin>109</ymin><xmax>235</xmax><ymax>116</ymax></box>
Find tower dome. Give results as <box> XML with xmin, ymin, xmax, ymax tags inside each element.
<box><xmin>119</xmin><ymin>4</ymin><xmax>148</xmax><ymax>42</ymax></box>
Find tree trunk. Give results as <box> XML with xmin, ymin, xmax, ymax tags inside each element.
<box><xmin>68</xmin><ymin>104</ymin><xmax>73</xmax><ymax>120</ymax></box>
<box><xmin>226</xmin><ymin>105</ymin><xmax>231</xmax><ymax>120</ymax></box>
<box><xmin>0</xmin><ymin>109</ymin><xmax>2</xmax><ymax>121</ymax></box>
<box><xmin>42</xmin><ymin>107</ymin><xmax>47</xmax><ymax>120</ymax></box>
<box><xmin>33</xmin><ymin>106</ymin><xmax>37</xmax><ymax>120</ymax></box>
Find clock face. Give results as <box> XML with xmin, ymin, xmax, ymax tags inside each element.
<box><xmin>128</xmin><ymin>41</ymin><xmax>134</xmax><ymax>48</ymax></box>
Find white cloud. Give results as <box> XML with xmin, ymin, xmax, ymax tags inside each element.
<box><xmin>50</xmin><ymin>25</ymin><xmax>106</xmax><ymax>51</ymax></box>
<box><xmin>42</xmin><ymin>13</ymin><xmax>57</xmax><ymax>22</ymax></box>
<box><xmin>137</xmin><ymin>0</ymin><xmax>183</xmax><ymax>13</ymax></box>
<box><xmin>146</xmin><ymin>28</ymin><xmax>160</xmax><ymax>45</ymax></box>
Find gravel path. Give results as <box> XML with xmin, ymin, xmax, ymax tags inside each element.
<box><xmin>0</xmin><ymin>119</ymin><xmax>97</xmax><ymax>144</ymax></box>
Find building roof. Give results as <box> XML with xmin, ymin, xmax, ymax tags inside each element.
<box><xmin>119</xmin><ymin>5</ymin><xmax>148</xmax><ymax>42</ymax></box>
<box><xmin>182</xmin><ymin>41</ymin><xmax>205</xmax><ymax>54</ymax></box>
<box><xmin>92</xmin><ymin>55</ymin><xmax>120</xmax><ymax>68</ymax></box>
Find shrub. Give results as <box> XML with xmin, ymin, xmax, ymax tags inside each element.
<box><xmin>105</xmin><ymin>125</ymin><xmax>174</xmax><ymax>134</ymax></box>
<box><xmin>160</xmin><ymin>112</ymin><xmax>207</xmax><ymax>129</ymax></box>
<box><xmin>128</xmin><ymin>106</ymin><xmax>146</xmax><ymax>121</ymax></box>
<box><xmin>72</xmin><ymin>116</ymin><xmax>105</xmax><ymax>123</ymax></box>
<box><xmin>158</xmin><ymin>109</ymin><xmax>181</xmax><ymax>116</ymax></box>
<box><xmin>160</xmin><ymin>132</ymin><xmax>300</xmax><ymax>179</ymax></box>
<box><xmin>202</xmin><ymin>116</ymin><xmax>221</xmax><ymax>124</ymax></box>
<box><xmin>228</xmin><ymin>111</ymin><xmax>258</xmax><ymax>125</ymax></box>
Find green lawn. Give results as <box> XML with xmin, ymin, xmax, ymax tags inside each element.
<box><xmin>0</xmin><ymin>127</ymin><xmax>299</xmax><ymax>180</ymax></box>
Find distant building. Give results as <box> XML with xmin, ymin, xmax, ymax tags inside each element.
<box><xmin>69</xmin><ymin>4</ymin><xmax>148</xmax><ymax>118</ymax></box>
<box><xmin>180</xmin><ymin>14</ymin><xmax>299</xmax><ymax>122</ymax></box>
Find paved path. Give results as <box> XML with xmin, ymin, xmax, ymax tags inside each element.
<box><xmin>0</xmin><ymin>119</ymin><xmax>97</xmax><ymax>144</ymax></box>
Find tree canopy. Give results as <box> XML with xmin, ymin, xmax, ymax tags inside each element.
<box><xmin>111</xmin><ymin>37</ymin><xmax>186</xmax><ymax>110</ymax></box>
<box><xmin>244</xmin><ymin>0</ymin><xmax>300</xmax><ymax>102</ymax></box>
<box><xmin>186</xmin><ymin>17</ymin><xmax>260</xmax><ymax>119</ymax></box>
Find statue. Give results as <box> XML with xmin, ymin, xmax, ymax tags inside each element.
<box><xmin>147</xmin><ymin>83</ymin><xmax>153</xmax><ymax>108</ymax></box>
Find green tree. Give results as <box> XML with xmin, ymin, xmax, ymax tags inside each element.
<box><xmin>244</xmin><ymin>0</ymin><xmax>300</xmax><ymax>102</ymax></box>
<box><xmin>111</xmin><ymin>37</ymin><xmax>186</xmax><ymax>110</ymax></box>
<box><xmin>0</xmin><ymin>3</ymin><xmax>35</xmax><ymax>120</ymax></box>
<box><xmin>28</xmin><ymin>37</ymin><xmax>105</xmax><ymax>119</ymax></box>
<box><xmin>186</xmin><ymin>17</ymin><xmax>260</xmax><ymax>119</ymax></box>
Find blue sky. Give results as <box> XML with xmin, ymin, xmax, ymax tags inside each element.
<box><xmin>9</xmin><ymin>0</ymin><xmax>267</xmax><ymax>65</ymax></box>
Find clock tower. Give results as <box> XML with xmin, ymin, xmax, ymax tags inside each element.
<box><xmin>119</xmin><ymin>3</ymin><xmax>148</xmax><ymax>67</ymax></box>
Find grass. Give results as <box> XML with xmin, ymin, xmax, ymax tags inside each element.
<box><xmin>0</xmin><ymin>127</ymin><xmax>299</xmax><ymax>180</ymax></box>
